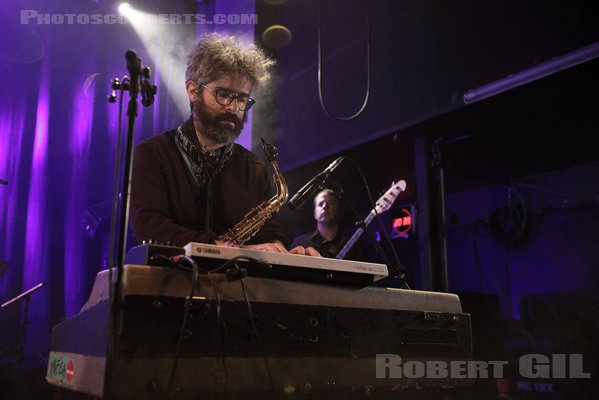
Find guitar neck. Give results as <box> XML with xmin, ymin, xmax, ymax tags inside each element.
<box><xmin>336</xmin><ymin>210</ymin><xmax>377</xmax><ymax>259</ymax></box>
<box><xmin>334</xmin><ymin>180</ymin><xmax>406</xmax><ymax>260</ymax></box>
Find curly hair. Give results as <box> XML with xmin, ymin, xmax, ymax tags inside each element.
<box><xmin>186</xmin><ymin>33</ymin><xmax>275</xmax><ymax>90</ymax></box>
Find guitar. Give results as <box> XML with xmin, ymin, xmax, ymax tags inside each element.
<box><xmin>335</xmin><ymin>180</ymin><xmax>407</xmax><ymax>259</ymax></box>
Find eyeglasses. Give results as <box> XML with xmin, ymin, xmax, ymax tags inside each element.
<box><xmin>200</xmin><ymin>84</ymin><xmax>256</xmax><ymax>111</ymax></box>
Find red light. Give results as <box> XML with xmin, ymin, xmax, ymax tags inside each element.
<box><xmin>391</xmin><ymin>207</ymin><xmax>413</xmax><ymax>238</ymax></box>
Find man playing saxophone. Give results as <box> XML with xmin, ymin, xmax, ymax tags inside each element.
<box><xmin>130</xmin><ymin>33</ymin><xmax>318</xmax><ymax>256</ymax></box>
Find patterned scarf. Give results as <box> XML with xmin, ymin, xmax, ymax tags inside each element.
<box><xmin>174</xmin><ymin>123</ymin><xmax>234</xmax><ymax>188</ymax></box>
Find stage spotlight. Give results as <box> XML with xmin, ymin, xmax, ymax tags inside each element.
<box><xmin>116</xmin><ymin>2</ymin><xmax>192</xmax><ymax>118</ymax></box>
<box><xmin>118</xmin><ymin>3</ymin><xmax>132</xmax><ymax>15</ymax></box>
<box><xmin>118</xmin><ymin>3</ymin><xmax>143</xmax><ymax>24</ymax></box>
<box><xmin>261</xmin><ymin>25</ymin><xmax>292</xmax><ymax>49</ymax></box>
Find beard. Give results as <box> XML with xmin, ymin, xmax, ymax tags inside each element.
<box><xmin>193</xmin><ymin>96</ymin><xmax>247</xmax><ymax>145</ymax></box>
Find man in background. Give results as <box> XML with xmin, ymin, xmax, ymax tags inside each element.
<box><xmin>291</xmin><ymin>187</ymin><xmax>363</xmax><ymax>260</ymax></box>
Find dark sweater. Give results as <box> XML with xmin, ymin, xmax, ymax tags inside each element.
<box><xmin>291</xmin><ymin>229</ymin><xmax>365</xmax><ymax>261</ymax></box>
<box><xmin>129</xmin><ymin>120</ymin><xmax>287</xmax><ymax>247</ymax></box>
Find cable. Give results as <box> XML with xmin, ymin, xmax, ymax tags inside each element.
<box><xmin>203</xmin><ymin>270</ymin><xmax>229</xmax><ymax>396</ymax></box>
<box><xmin>210</xmin><ymin>255</ymin><xmax>272</xmax><ymax>275</ymax></box>
<box><xmin>263</xmin><ymin>356</ymin><xmax>275</xmax><ymax>393</ymax></box>
<box><xmin>239</xmin><ymin>275</ymin><xmax>259</xmax><ymax>340</ymax></box>
<box><xmin>165</xmin><ymin>255</ymin><xmax>200</xmax><ymax>399</ymax></box>
<box><xmin>486</xmin><ymin>185</ymin><xmax>529</xmax><ymax>247</ymax></box>
<box><xmin>317</xmin><ymin>0</ymin><xmax>371</xmax><ymax>120</ymax></box>
<box><xmin>185</xmin><ymin>256</ymin><xmax>254</xmax><ymax>395</ymax></box>
<box><xmin>229</xmin><ymin>262</ymin><xmax>275</xmax><ymax>392</ymax></box>
<box><xmin>160</xmin><ymin>255</ymin><xmax>271</xmax><ymax>396</ymax></box>
<box><xmin>173</xmin><ymin>261</ymin><xmax>228</xmax><ymax>394</ymax></box>
<box><xmin>220</xmin><ymin>258</ymin><xmax>265</xmax><ymax>340</ymax></box>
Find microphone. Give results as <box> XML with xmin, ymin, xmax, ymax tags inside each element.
<box><xmin>141</xmin><ymin>79</ymin><xmax>156</xmax><ymax>106</ymax></box>
<box><xmin>125</xmin><ymin>49</ymin><xmax>142</xmax><ymax>79</ymax></box>
<box><xmin>125</xmin><ymin>49</ymin><xmax>143</xmax><ymax>96</ymax></box>
<box><xmin>125</xmin><ymin>50</ymin><xmax>156</xmax><ymax>104</ymax></box>
<box><xmin>288</xmin><ymin>156</ymin><xmax>344</xmax><ymax>210</ymax></box>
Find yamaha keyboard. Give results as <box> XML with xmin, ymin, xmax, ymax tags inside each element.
<box><xmin>125</xmin><ymin>242</ymin><xmax>389</xmax><ymax>286</ymax></box>
<box><xmin>185</xmin><ymin>242</ymin><xmax>388</xmax><ymax>285</ymax></box>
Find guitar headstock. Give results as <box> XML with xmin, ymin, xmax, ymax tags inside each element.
<box><xmin>375</xmin><ymin>180</ymin><xmax>407</xmax><ymax>214</ymax></box>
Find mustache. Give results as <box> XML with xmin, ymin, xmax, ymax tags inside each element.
<box><xmin>215</xmin><ymin>114</ymin><xmax>241</xmax><ymax>125</ymax></box>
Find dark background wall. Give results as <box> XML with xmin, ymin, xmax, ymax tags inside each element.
<box><xmin>277</xmin><ymin>54</ymin><xmax>599</xmax><ymax>293</ymax></box>
<box><xmin>255</xmin><ymin>0</ymin><xmax>599</xmax><ymax>170</ymax></box>
<box><xmin>260</xmin><ymin>2</ymin><xmax>599</xmax><ymax>396</ymax></box>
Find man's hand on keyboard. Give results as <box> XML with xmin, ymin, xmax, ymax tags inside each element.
<box><xmin>289</xmin><ymin>245</ymin><xmax>321</xmax><ymax>257</ymax></box>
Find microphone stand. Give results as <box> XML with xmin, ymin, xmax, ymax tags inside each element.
<box><xmin>106</xmin><ymin>50</ymin><xmax>156</xmax><ymax>399</ymax></box>
<box><xmin>288</xmin><ymin>157</ymin><xmax>344</xmax><ymax>210</ymax></box>
<box><xmin>341</xmin><ymin>193</ymin><xmax>409</xmax><ymax>289</ymax></box>
<box><xmin>1</xmin><ymin>282</ymin><xmax>48</xmax><ymax>361</ymax></box>
<box><xmin>288</xmin><ymin>157</ymin><xmax>408</xmax><ymax>288</ymax></box>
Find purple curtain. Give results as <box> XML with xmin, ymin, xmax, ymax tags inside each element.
<box><xmin>0</xmin><ymin>0</ymin><xmax>255</xmax><ymax>364</ymax></box>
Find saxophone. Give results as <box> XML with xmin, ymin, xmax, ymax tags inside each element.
<box><xmin>219</xmin><ymin>137</ymin><xmax>288</xmax><ymax>245</ymax></box>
